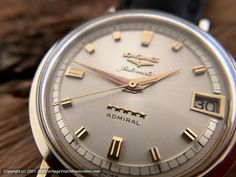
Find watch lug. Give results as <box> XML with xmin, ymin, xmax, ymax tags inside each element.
<box><xmin>198</xmin><ymin>18</ymin><xmax>211</xmax><ymax>32</ymax></box>
<box><xmin>107</xmin><ymin>6</ymin><xmax>116</xmax><ymax>13</ymax></box>
<box><xmin>37</xmin><ymin>160</ymin><xmax>51</xmax><ymax>177</ymax></box>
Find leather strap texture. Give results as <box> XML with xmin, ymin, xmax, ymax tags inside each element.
<box><xmin>119</xmin><ymin>0</ymin><xmax>206</xmax><ymax>24</ymax></box>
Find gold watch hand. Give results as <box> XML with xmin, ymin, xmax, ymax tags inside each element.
<box><xmin>65</xmin><ymin>84</ymin><xmax>129</xmax><ymax>101</ymax></box>
<box><xmin>60</xmin><ymin>69</ymin><xmax>180</xmax><ymax>103</ymax></box>
<box><xmin>128</xmin><ymin>69</ymin><xmax>181</xmax><ymax>90</ymax></box>
<box><xmin>75</xmin><ymin>62</ymin><xmax>130</xmax><ymax>85</ymax></box>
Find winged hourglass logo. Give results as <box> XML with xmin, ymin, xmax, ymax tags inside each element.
<box><xmin>123</xmin><ymin>52</ymin><xmax>160</xmax><ymax>67</ymax></box>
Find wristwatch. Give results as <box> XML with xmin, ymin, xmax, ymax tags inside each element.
<box><xmin>29</xmin><ymin>0</ymin><xmax>236</xmax><ymax>177</ymax></box>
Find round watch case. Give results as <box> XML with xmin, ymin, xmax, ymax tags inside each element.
<box><xmin>29</xmin><ymin>10</ymin><xmax>236</xmax><ymax>177</ymax></box>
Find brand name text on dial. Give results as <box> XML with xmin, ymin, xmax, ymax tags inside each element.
<box><xmin>106</xmin><ymin>113</ymin><xmax>141</xmax><ymax>126</ymax></box>
<box><xmin>123</xmin><ymin>52</ymin><xmax>159</xmax><ymax>63</ymax></box>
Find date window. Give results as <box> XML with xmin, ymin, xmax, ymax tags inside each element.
<box><xmin>190</xmin><ymin>92</ymin><xmax>226</xmax><ymax>119</ymax></box>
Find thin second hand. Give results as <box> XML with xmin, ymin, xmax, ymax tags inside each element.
<box><xmin>69</xmin><ymin>84</ymin><xmax>129</xmax><ymax>101</ymax></box>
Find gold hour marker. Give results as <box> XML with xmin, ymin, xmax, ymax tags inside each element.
<box><xmin>193</xmin><ymin>65</ymin><xmax>206</xmax><ymax>75</ymax></box>
<box><xmin>113</xmin><ymin>31</ymin><xmax>121</xmax><ymax>41</ymax></box>
<box><xmin>107</xmin><ymin>136</ymin><xmax>123</xmax><ymax>160</ymax></box>
<box><xmin>172</xmin><ymin>42</ymin><xmax>183</xmax><ymax>52</ymax></box>
<box><xmin>65</xmin><ymin>66</ymin><xmax>85</xmax><ymax>79</ymax></box>
<box><xmin>183</xmin><ymin>128</ymin><xmax>197</xmax><ymax>141</ymax></box>
<box><xmin>61</xmin><ymin>99</ymin><xmax>72</xmax><ymax>108</ymax></box>
<box><xmin>84</xmin><ymin>43</ymin><xmax>95</xmax><ymax>53</ymax></box>
<box><xmin>141</xmin><ymin>30</ymin><xmax>153</xmax><ymax>46</ymax></box>
<box><xmin>149</xmin><ymin>147</ymin><xmax>161</xmax><ymax>162</ymax></box>
<box><xmin>75</xmin><ymin>126</ymin><xmax>88</xmax><ymax>140</ymax></box>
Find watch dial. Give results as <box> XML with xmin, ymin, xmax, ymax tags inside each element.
<box><xmin>34</xmin><ymin>11</ymin><xmax>236</xmax><ymax>177</ymax></box>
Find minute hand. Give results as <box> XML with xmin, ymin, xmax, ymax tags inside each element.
<box><xmin>75</xmin><ymin>62</ymin><xmax>129</xmax><ymax>85</ymax></box>
<box><xmin>129</xmin><ymin>69</ymin><xmax>181</xmax><ymax>90</ymax></box>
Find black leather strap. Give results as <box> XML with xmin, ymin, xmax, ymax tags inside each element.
<box><xmin>119</xmin><ymin>0</ymin><xmax>206</xmax><ymax>24</ymax></box>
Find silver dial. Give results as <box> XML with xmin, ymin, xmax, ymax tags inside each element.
<box><xmin>30</xmin><ymin>10</ymin><xmax>236</xmax><ymax>177</ymax></box>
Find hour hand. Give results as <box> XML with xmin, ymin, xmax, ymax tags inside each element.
<box><xmin>128</xmin><ymin>69</ymin><xmax>181</xmax><ymax>90</ymax></box>
<box><xmin>75</xmin><ymin>62</ymin><xmax>130</xmax><ymax>85</ymax></box>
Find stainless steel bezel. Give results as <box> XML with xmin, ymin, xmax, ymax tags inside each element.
<box><xmin>29</xmin><ymin>10</ymin><xmax>236</xmax><ymax>177</ymax></box>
